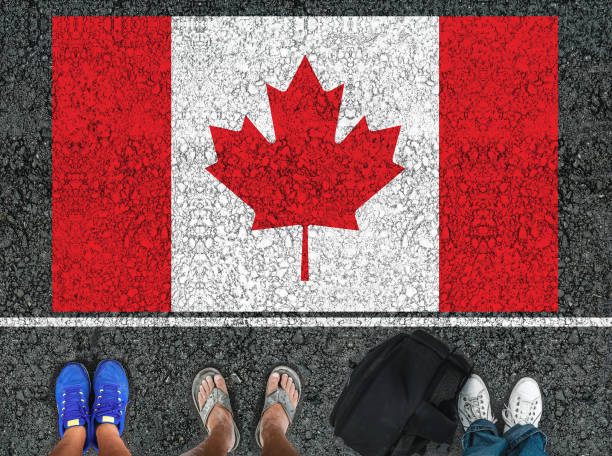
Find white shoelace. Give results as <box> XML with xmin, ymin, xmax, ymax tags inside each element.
<box><xmin>461</xmin><ymin>394</ymin><xmax>496</xmax><ymax>423</ymax></box>
<box><xmin>502</xmin><ymin>396</ymin><xmax>540</xmax><ymax>427</ymax></box>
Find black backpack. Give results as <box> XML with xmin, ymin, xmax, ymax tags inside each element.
<box><xmin>330</xmin><ymin>330</ymin><xmax>472</xmax><ymax>455</ymax></box>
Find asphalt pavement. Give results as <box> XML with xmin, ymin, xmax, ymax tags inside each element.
<box><xmin>0</xmin><ymin>326</ymin><xmax>610</xmax><ymax>455</ymax></box>
<box><xmin>0</xmin><ymin>1</ymin><xmax>610</xmax><ymax>456</ymax></box>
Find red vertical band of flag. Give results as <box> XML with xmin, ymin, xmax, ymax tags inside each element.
<box><xmin>52</xmin><ymin>17</ymin><xmax>171</xmax><ymax>312</ymax></box>
<box><xmin>439</xmin><ymin>17</ymin><xmax>558</xmax><ymax>312</ymax></box>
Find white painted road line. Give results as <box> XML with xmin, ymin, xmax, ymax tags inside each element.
<box><xmin>0</xmin><ymin>317</ymin><xmax>610</xmax><ymax>328</ymax></box>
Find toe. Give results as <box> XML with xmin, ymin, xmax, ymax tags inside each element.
<box><xmin>214</xmin><ymin>374</ymin><xmax>229</xmax><ymax>395</ymax></box>
<box><xmin>266</xmin><ymin>372</ymin><xmax>280</xmax><ymax>395</ymax></box>
<box><xmin>205</xmin><ymin>375</ymin><xmax>215</xmax><ymax>391</ymax></box>
<box><xmin>280</xmin><ymin>373</ymin><xmax>289</xmax><ymax>391</ymax></box>
<box><xmin>202</xmin><ymin>379</ymin><xmax>211</xmax><ymax>395</ymax></box>
<box><xmin>289</xmin><ymin>383</ymin><xmax>297</xmax><ymax>403</ymax></box>
<box><xmin>198</xmin><ymin>389</ymin><xmax>206</xmax><ymax>410</ymax></box>
<box><xmin>291</xmin><ymin>387</ymin><xmax>299</xmax><ymax>402</ymax></box>
<box><xmin>198</xmin><ymin>383</ymin><xmax>208</xmax><ymax>410</ymax></box>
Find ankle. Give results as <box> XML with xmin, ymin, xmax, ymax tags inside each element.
<box><xmin>64</xmin><ymin>424</ymin><xmax>87</xmax><ymax>442</ymax></box>
<box><xmin>96</xmin><ymin>422</ymin><xmax>120</xmax><ymax>439</ymax></box>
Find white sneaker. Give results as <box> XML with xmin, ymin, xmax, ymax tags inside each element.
<box><xmin>458</xmin><ymin>374</ymin><xmax>497</xmax><ymax>430</ymax></box>
<box><xmin>502</xmin><ymin>377</ymin><xmax>543</xmax><ymax>432</ymax></box>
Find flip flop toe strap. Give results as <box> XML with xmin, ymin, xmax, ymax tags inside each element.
<box><xmin>200</xmin><ymin>387</ymin><xmax>233</xmax><ymax>428</ymax></box>
<box><xmin>263</xmin><ymin>388</ymin><xmax>296</xmax><ymax>423</ymax></box>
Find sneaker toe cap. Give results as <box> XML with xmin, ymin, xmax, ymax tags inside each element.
<box><xmin>513</xmin><ymin>377</ymin><xmax>541</xmax><ymax>400</ymax></box>
<box><xmin>56</xmin><ymin>363</ymin><xmax>89</xmax><ymax>393</ymax></box>
<box><xmin>461</xmin><ymin>374</ymin><xmax>487</xmax><ymax>397</ymax></box>
<box><xmin>94</xmin><ymin>361</ymin><xmax>129</xmax><ymax>390</ymax></box>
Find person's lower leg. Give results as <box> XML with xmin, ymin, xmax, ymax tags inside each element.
<box><xmin>180</xmin><ymin>374</ymin><xmax>236</xmax><ymax>456</ymax></box>
<box><xmin>261</xmin><ymin>424</ymin><xmax>300</xmax><ymax>456</ymax></box>
<box><xmin>97</xmin><ymin>423</ymin><xmax>131</xmax><ymax>456</ymax></box>
<box><xmin>259</xmin><ymin>372</ymin><xmax>301</xmax><ymax>456</ymax></box>
<box><xmin>180</xmin><ymin>423</ymin><xmax>234</xmax><ymax>456</ymax></box>
<box><xmin>49</xmin><ymin>426</ymin><xmax>86</xmax><ymax>456</ymax></box>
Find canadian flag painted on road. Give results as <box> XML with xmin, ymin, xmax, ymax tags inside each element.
<box><xmin>52</xmin><ymin>16</ymin><xmax>558</xmax><ymax>312</ymax></box>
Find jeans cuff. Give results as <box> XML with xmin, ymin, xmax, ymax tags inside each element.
<box><xmin>462</xmin><ymin>419</ymin><xmax>498</xmax><ymax>448</ymax></box>
<box><xmin>504</xmin><ymin>424</ymin><xmax>547</xmax><ymax>449</ymax></box>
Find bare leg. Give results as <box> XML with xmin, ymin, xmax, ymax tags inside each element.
<box><xmin>261</xmin><ymin>426</ymin><xmax>300</xmax><ymax>456</ymax></box>
<box><xmin>97</xmin><ymin>423</ymin><xmax>131</xmax><ymax>456</ymax></box>
<box><xmin>49</xmin><ymin>426</ymin><xmax>86</xmax><ymax>456</ymax></box>
<box><xmin>260</xmin><ymin>373</ymin><xmax>301</xmax><ymax>456</ymax></box>
<box><xmin>180</xmin><ymin>374</ymin><xmax>236</xmax><ymax>456</ymax></box>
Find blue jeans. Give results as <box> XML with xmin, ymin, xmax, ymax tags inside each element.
<box><xmin>462</xmin><ymin>419</ymin><xmax>548</xmax><ymax>456</ymax></box>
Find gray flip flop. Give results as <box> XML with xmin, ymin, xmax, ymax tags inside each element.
<box><xmin>191</xmin><ymin>368</ymin><xmax>240</xmax><ymax>452</ymax></box>
<box><xmin>255</xmin><ymin>365</ymin><xmax>302</xmax><ymax>448</ymax></box>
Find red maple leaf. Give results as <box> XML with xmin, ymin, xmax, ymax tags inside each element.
<box><xmin>207</xmin><ymin>57</ymin><xmax>404</xmax><ymax>280</ymax></box>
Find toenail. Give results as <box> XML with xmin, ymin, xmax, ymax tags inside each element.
<box><xmin>271</xmin><ymin>372</ymin><xmax>280</xmax><ymax>379</ymax></box>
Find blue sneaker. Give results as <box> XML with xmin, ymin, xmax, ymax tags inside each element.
<box><xmin>90</xmin><ymin>360</ymin><xmax>129</xmax><ymax>451</ymax></box>
<box><xmin>55</xmin><ymin>363</ymin><xmax>91</xmax><ymax>453</ymax></box>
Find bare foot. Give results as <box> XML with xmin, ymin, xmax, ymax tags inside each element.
<box><xmin>260</xmin><ymin>372</ymin><xmax>300</xmax><ymax>446</ymax></box>
<box><xmin>198</xmin><ymin>374</ymin><xmax>235</xmax><ymax>452</ymax></box>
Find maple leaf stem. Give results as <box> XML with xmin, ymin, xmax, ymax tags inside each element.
<box><xmin>301</xmin><ymin>225</ymin><xmax>309</xmax><ymax>281</ymax></box>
